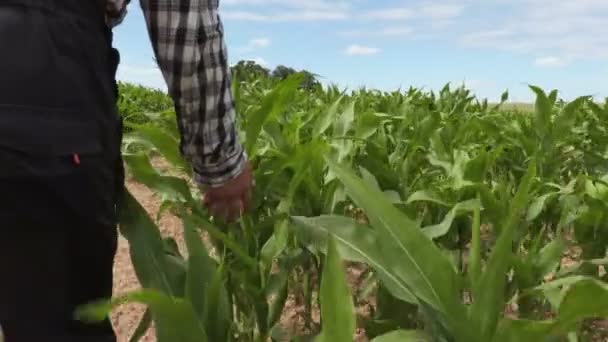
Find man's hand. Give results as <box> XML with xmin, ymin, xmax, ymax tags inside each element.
<box><xmin>201</xmin><ymin>162</ymin><xmax>254</xmax><ymax>224</ymax></box>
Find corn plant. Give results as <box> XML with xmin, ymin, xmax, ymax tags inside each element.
<box><xmin>76</xmin><ymin>74</ymin><xmax>608</xmax><ymax>341</ymax></box>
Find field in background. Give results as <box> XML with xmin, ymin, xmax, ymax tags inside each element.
<box><xmin>493</xmin><ymin>102</ymin><xmax>535</xmax><ymax>112</ymax></box>
<box><xmin>92</xmin><ymin>67</ymin><xmax>608</xmax><ymax>342</ymax></box>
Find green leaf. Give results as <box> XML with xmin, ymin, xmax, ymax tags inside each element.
<box><xmin>356</xmin><ymin>112</ymin><xmax>385</xmax><ymax>140</ymax></box>
<box><xmin>118</xmin><ymin>190</ymin><xmax>182</xmax><ymax>294</ymax></box>
<box><xmin>501</xmin><ymin>90</ymin><xmax>509</xmax><ymax>104</ymax></box>
<box><xmin>202</xmin><ymin>262</ymin><xmax>231</xmax><ymax>342</ymax></box>
<box><xmin>557</xmin><ymin>258</ymin><xmax>608</xmax><ymax>278</ymax></box>
<box><xmin>315</xmin><ymin>235</ymin><xmax>356</xmax><ymax>342</ymax></box>
<box><xmin>422</xmin><ymin>199</ymin><xmax>480</xmax><ymax>239</ymax></box>
<box><xmin>360</xmin><ymin>166</ymin><xmax>382</xmax><ymax>192</ymax></box>
<box><xmin>263</xmin><ymin>119</ymin><xmax>291</xmax><ymax>153</ymax></box>
<box><xmin>554</xmin><ymin>96</ymin><xmax>589</xmax><ymax>137</ymax></box>
<box><xmin>123</xmin><ymin>153</ymin><xmax>193</xmax><ymax>204</ymax></box>
<box><xmin>333</xmin><ymin>101</ymin><xmax>355</xmax><ymax>138</ymax></box>
<box><xmin>314</xmin><ymin>95</ymin><xmax>343</xmax><ymax>136</ymax></box>
<box><xmin>493</xmin><ymin>319</ymin><xmax>555</xmax><ymax>342</ymax></box>
<box><xmin>129</xmin><ymin>124</ymin><xmax>188</xmax><ymax>171</ymax></box>
<box><xmin>383</xmin><ymin>190</ymin><xmax>402</xmax><ymax>204</ymax></box>
<box><xmin>524</xmin><ymin>276</ymin><xmax>592</xmax><ymax>301</ymax></box>
<box><xmin>536</xmin><ymin>238</ymin><xmax>566</xmax><ymax>276</ymax></box>
<box><xmin>245</xmin><ymin>72</ymin><xmax>304</xmax><ymax>155</ymax></box>
<box><xmin>181</xmin><ymin>215</ymin><xmax>230</xmax><ymax>342</ymax></box>
<box><xmin>429</xmin><ymin>129</ymin><xmax>449</xmax><ymax>162</ymax></box>
<box><xmin>76</xmin><ymin>289</ymin><xmax>208</xmax><ymax>342</ymax></box>
<box><xmin>554</xmin><ymin>279</ymin><xmax>608</xmax><ymax>332</ymax></box>
<box><xmin>261</xmin><ymin>219</ymin><xmax>289</xmax><ymax>270</ymax></box>
<box><xmin>405</xmin><ymin>190</ymin><xmax>451</xmax><ymax>207</ymax></box>
<box><xmin>370</xmin><ymin>330</ymin><xmax>430</xmax><ymax>342</ymax></box>
<box><xmin>529</xmin><ymin>85</ymin><xmax>552</xmax><ymax>137</ymax></box>
<box><xmin>326</xmin><ymin>158</ymin><xmax>467</xmax><ymax>338</ymax></box>
<box><xmin>187</xmin><ymin>213</ymin><xmax>257</xmax><ymax>269</ymax></box>
<box><xmin>526</xmin><ymin>192</ymin><xmax>558</xmax><ymax>222</ymax></box>
<box><xmin>469</xmin><ymin>160</ymin><xmax>536</xmax><ymax>341</ymax></box>
<box><xmin>469</xmin><ymin>193</ymin><xmax>482</xmax><ymax>287</ymax></box>
<box><xmin>332</xmin><ymin>101</ymin><xmax>356</xmax><ymax>162</ymax></box>
<box><xmin>291</xmin><ymin>215</ymin><xmax>416</xmax><ymax>303</ymax></box>
<box><xmin>267</xmin><ymin>272</ymin><xmax>289</xmax><ymax>328</ymax></box>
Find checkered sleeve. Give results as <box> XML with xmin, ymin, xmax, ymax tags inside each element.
<box><xmin>138</xmin><ymin>0</ymin><xmax>247</xmax><ymax>187</ymax></box>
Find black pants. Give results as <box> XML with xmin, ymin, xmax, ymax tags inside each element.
<box><xmin>0</xmin><ymin>171</ymin><xmax>118</xmax><ymax>342</ymax></box>
<box><xmin>0</xmin><ymin>2</ymin><xmax>122</xmax><ymax>341</ymax></box>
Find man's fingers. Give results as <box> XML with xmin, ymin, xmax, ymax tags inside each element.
<box><xmin>207</xmin><ymin>199</ymin><xmax>244</xmax><ymax>223</ymax></box>
<box><xmin>226</xmin><ymin>201</ymin><xmax>242</xmax><ymax>223</ymax></box>
<box><xmin>209</xmin><ymin>202</ymin><xmax>226</xmax><ymax>221</ymax></box>
<box><xmin>202</xmin><ymin>168</ymin><xmax>254</xmax><ymax>222</ymax></box>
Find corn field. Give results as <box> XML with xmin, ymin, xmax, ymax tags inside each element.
<box><xmin>78</xmin><ymin>71</ymin><xmax>608</xmax><ymax>342</ymax></box>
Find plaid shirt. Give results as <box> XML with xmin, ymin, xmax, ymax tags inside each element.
<box><xmin>106</xmin><ymin>0</ymin><xmax>247</xmax><ymax>187</ymax></box>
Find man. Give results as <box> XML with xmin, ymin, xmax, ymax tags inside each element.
<box><xmin>0</xmin><ymin>0</ymin><xmax>253</xmax><ymax>341</ymax></box>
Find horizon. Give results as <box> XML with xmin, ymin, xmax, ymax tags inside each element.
<box><xmin>113</xmin><ymin>0</ymin><xmax>608</xmax><ymax>103</ymax></box>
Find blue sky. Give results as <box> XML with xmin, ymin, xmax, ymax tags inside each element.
<box><xmin>113</xmin><ymin>0</ymin><xmax>608</xmax><ymax>103</ymax></box>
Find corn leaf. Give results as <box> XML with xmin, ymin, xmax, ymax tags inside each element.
<box><xmin>291</xmin><ymin>215</ymin><xmax>416</xmax><ymax>303</ymax></box>
<box><xmin>371</xmin><ymin>330</ymin><xmax>431</xmax><ymax>342</ymax></box>
<box><xmin>327</xmin><ymin>158</ymin><xmax>468</xmax><ymax>338</ymax></box>
<box><xmin>245</xmin><ymin>73</ymin><xmax>304</xmax><ymax>155</ymax></box>
<box><xmin>76</xmin><ymin>289</ymin><xmax>208</xmax><ymax>342</ymax></box>
<box><xmin>469</xmin><ymin>161</ymin><xmax>536</xmax><ymax>341</ymax></box>
<box><xmin>315</xmin><ymin>235</ymin><xmax>356</xmax><ymax>342</ymax></box>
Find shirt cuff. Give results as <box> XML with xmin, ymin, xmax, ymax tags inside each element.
<box><xmin>192</xmin><ymin>146</ymin><xmax>248</xmax><ymax>188</ymax></box>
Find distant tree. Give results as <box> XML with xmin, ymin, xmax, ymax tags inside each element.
<box><xmin>231</xmin><ymin>60</ymin><xmax>270</xmax><ymax>81</ymax></box>
<box><xmin>232</xmin><ymin>61</ymin><xmax>322</xmax><ymax>91</ymax></box>
<box><xmin>271</xmin><ymin>65</ymin><xmax>297</xmax><ymax>80</ymax></box>
<box><xmin>299</xmin><ymin>70</ymin><xmax>322</xmax><ymax>91</ymax></box>
<box><xmin>272</xmin><ymin>65</ymin><xmax>321</xmax><ymax>91</ymax></box>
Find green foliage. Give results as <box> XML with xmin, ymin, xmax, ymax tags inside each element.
<box><xmin>85</xmin><ymin>70</ymin><xmax>608</xmax><ymax>341</ymax></box>
<box><xmin>315</xmin><ymin>236</ymin><xmax>356</xmax><ymax>342</ymax></box>
<box><xmin>117</xmin><ymin>82</ymin><xmax>174</xmax><ymax>129</ymax></box>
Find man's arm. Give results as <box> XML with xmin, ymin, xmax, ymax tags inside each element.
<box><xmin>138</xmin><ymin>0</ymin><xmax>248</xmax><ymax>188</ymax></box>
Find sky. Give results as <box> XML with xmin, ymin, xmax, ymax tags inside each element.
<box><xmin>113</xmin><ymin>0</ymin><xmax>608</xmax><ymax>103</ymax></box>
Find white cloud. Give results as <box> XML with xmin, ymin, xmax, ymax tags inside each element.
<box><xmin>250</xmin><ymin>38</ymin><xmax>271</xmax><ymax>48</ymax></box>
<box><xmin>223</xmin><ymin>2</ymin><xmax>464</xmax><ymax>26</ymax></box>
<box><xmin>339</xmin><ymin>26</ymin><xmax>413</xmax><ymax>38</ymax></box>
<box><xmin>221</xmin><ymin>0</ymin><xmax>350</xmax><ymax>10</ymax></box>
<box><xmin>236</xmin><ymin>37</ymin><xmax>272</xmax><ymax>54</ymax></box>
<box><xmin>362</xmin><ymin>3</ymin><xmax>464</xmax><ymax>22</ymax></box>
<box><xmin>461</xmin><ymin>29</ymin><xmax>514</xmax><ymax>45</ymax></box>
<box><xmin>380</xmin><ymin>26</ymin><xmax>414</xmax><ymax>36</ymax></box>
<box><xmin>345</xmin><ymin>44</ymin><xmax>380</xmax><ymax>56</ymax></box>
<box><xmin>350</xmin><ymin>2</ymin><xmax>464</xmax><ymax>38</ymax></box>
<box><xmin>223</xmin><ymin>9</ymin><xmax>349</xmax><ymax>22</ymax></box>
<box><xmin>534</xmin><ymin>56</ymin><xmax>568</xmax><ymax>68</ymax></box>
<box><xmin>364</xmin><ymin>8</ymin><xmax>414</xmax><ymax>21</ymax></box>
<box><xmin>460</xmin><ymin>0</ymin><xmax>608</xmax><ymax>62</ymax></box>
<box><xmin>223</xmin><ymin>11</ymin><xmax>267</xmax><ymax>21</ymax></box>
<box><xmin>221</xmin><ymin>0</ymin><xmax>351</xmax><ymax>22</ymax></box>
<box><xmin>420</xmin><ymin>4</ymin><xmax>464</xmax><ymax>19</ymax></box>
